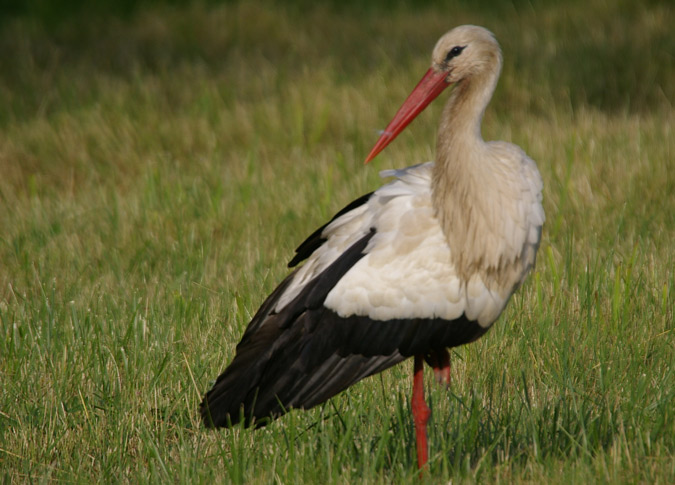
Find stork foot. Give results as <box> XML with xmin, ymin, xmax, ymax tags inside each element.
<box><xmin>425</xmin><ymin>349</ymin><xmax>451</xmax><ymax>387</ymax></box>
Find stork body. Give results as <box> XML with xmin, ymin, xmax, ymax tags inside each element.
<box><xmin>201</xmin><ymin>25</ymin><xmax>544</xmax><ymax>470</ymax></box>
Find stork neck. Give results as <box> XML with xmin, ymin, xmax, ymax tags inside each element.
<box><xmin>432</xmin><ymin>56</ymin><xmax>501</xmax><ymax>194</ymax></box>
<box><xmin>430</xmin><ymin>58</ymin><xmax>502</xmax><ymax>279</ymax></box>
<box><xmin>435</xmin><ymin>67</ymin><xmax>499</xmax><ymax>169</ymax></box>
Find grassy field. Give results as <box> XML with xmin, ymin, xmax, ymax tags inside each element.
<box><xmin>1</xmin><ymin>0</ymin><xmax>673</xmax><ymax>482</ymax></box>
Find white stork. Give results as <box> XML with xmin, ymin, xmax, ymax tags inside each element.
<box><xmin>200</xmin><ymin>25</ymin><xmax>544</xmax><ymax>470</ymax></box>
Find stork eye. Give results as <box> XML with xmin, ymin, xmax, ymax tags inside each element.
<box><xmin>445</xmin><ymin>45</ymin><xmax>465</xmax><ymax>62</ymax></box>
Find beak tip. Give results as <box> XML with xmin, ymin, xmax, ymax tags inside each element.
<box><xmin>363</xmin><ymin>68</ymin><xmax>449</xmax><ymax>166</ymax></box>
<box><xmin>364</xmin><ymin>137</ymin><xmax>388</xmax><ymax>164</ymax></box>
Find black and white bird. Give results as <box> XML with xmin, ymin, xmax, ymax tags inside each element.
<box><xmin>200</xmin><ymin>25</ymin><xmax>544</xmax><ymax>469</ymax></box>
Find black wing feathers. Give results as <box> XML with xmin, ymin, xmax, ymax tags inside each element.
<box><xmin>200</xmin><ymin>230</ymin><xmax>376</xmax><ymax>428</ymax></box>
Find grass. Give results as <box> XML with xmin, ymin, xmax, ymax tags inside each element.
<box><xmin>0</xmin><ymin>0</ymin><xmax>673</xmax><ymax>482</ymax></box>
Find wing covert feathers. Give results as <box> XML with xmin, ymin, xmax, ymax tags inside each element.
<box><xmin>288</xmin><ymin>192</ymin><xmax>374</xmax><ymax>268</ymax></box>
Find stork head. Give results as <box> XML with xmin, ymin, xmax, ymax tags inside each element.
<box><xmin>430</xmin><ymin>25</ymin><xmax>502</xmax><ymax>85</ymax></box>
<box><xmin>365</xmin><ymin>25</ymin><xmax>502</xmax><ymax>163</ymax></box>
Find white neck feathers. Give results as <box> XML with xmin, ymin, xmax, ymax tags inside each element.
<box><xmin>430</xmin><ymin>49</ymin><xmax>529</xmax><ymax>290</ymax></box>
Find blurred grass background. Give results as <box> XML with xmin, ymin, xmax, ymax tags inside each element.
<box><xmin>0</xmin><ymin>0</ymin><xmax>673</xmax><ymax>483</ymax></box>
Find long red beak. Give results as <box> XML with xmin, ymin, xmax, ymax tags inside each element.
<box><xmin>365</xmin><ymin>68</ymin><xmax>452</xmax><ymax>163</ymax></box>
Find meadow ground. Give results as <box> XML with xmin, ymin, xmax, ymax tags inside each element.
<box><xmin>0</xmin><ymin>0</ymin><xmax>673</xmax><ymax>482</ymax></box>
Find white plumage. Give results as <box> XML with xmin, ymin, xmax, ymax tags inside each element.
<box><xmin>280</xmin><ymin>151</ymin><xmax>542</xmax><ymax>326</ymax></box>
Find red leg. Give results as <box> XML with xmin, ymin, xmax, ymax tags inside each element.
<box><xmin>412</xmin><ymin>354</ymin><xmax>431</xmax><ymax>471</ymax></box>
